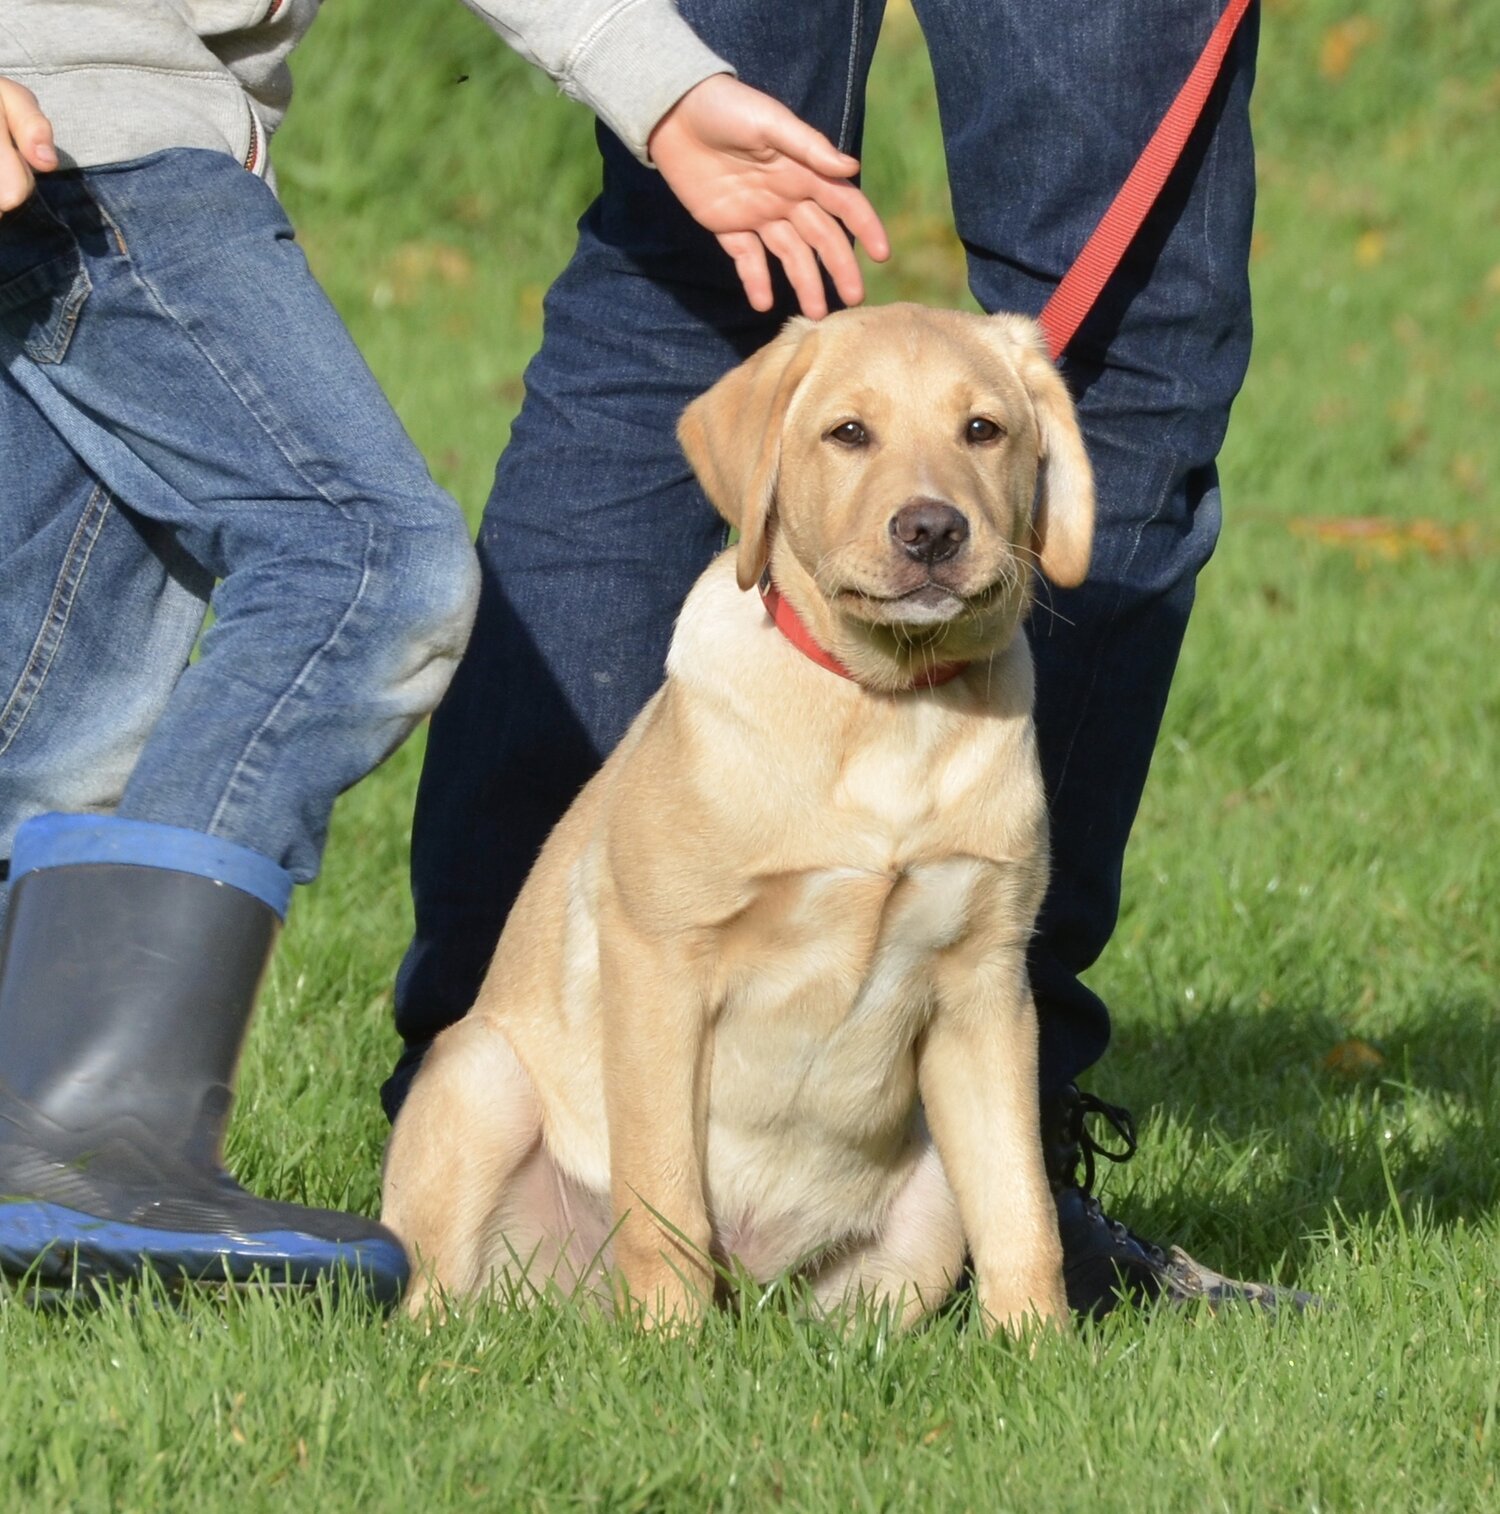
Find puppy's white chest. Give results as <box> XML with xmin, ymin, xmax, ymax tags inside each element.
<box><xmin>878</xmin><ymin>854</ymin><xmax>987</xmax><ymax>956</ymax></box>
<box><xmin>841</xmin><ymin>717</ymin><xmax>944</xmax><ymax>835</ymax></box>
<box><xmin>832</xmin><ymin>704</ymin><xmax>999</xmax><ymax>839</ymax></box>
<box><xmin>714</xmin><ymin>856</ymin><xmax>987</xmax><ymax>1115</ymax></box>
<box><xmin>836</xmin><ymin>742</ymin><xmax>931</xmax><ymax>832</ymax></box>
<box><xmin>706</xmin><ymin>856</ymin><xmax>987</xmax><ymax>1273</ymax></box>
<box><xmin>718</xmin><ymin>855</ymin><xmax>983</xmax><ymax>1021</ymax></box>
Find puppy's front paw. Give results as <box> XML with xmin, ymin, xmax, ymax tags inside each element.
<box><xmin>979</xmin><ymin>1269</ymin><xmax>1070</xmax><ymax>1340</ymax></box>
<box><xmin>615</xmin><ymin>1226</ymin><xmax>715</xmax><ymax>1331</ymax></box>
<box><xmin>626</xmin><ymin>1276</ymin><xmax>711</xmax><ymax>1333</ymax></box>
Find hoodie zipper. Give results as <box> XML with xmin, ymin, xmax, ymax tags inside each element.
<box><xmin>243</xmin><ymin>1</ymin><xmax>289</xmax><ymax>174</ymax></box>
<box><xmin>243</xmin><ymin>106</ymin><xmax>264</xmax><ymax>175</ymax></box>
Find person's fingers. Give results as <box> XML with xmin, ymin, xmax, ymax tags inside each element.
<box><xmin>649</xmin><ymin>74</ymin><xmax>887</xmax><ymax>310</ymax></box>
<box><xmin>719</xmin><ymin>230</ymin><xmax>774</xmax><ymax>313</ymax></box>
<box><xmin>757</xmin><ymin>101</ymin><xmax>860</xmax><ymax>181</ymax></box>
<box><xmin>762</xmin><ymin>219</ymin><xmax>828</xmax><ymax>321</ymax></box>
<box><xmin>0</xmin><ymin>80</ymin><xmax>57</xmax><ymax>215</ymax></box>
<box><xmin>803</xmin><ymin>175</ymin><xmax>890</xmax><ymax>264</ymax></box>
<box><xmin>0</xmin><ymin>79</ymin><xmax>57</xmax><ymax>172</ymax></box>
<box><xmin>0</xmin><ymin>140</ymin><xmax>34</xmax><ymax>214</ymax></box>
<box><xmin>791</xmin><ymin>201</ymin><xmax>866</xmax><ymax>309</ymax></box>
<box><xmin>749</xmin><ymin>95</ymin><xmax>887</xmax><ymax>262</ymax></box>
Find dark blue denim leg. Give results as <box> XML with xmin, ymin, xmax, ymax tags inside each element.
<box><xmin>390</xmin><ymin>1</ymin><xmax>888</xmax><ymax>1105</ymax></box>
<box><xmin>913</xmin><ymin>0</ymin><xmax>1259</xmax><ymax>1093</ymax></box>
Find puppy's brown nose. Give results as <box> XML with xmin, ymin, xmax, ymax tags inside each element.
<box><xmin>890</xmin><ymin>499</ymin><xmax>969</xmax><ymax>564</ymax></box>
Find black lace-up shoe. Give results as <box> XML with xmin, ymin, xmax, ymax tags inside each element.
<box><xmin>1044</xmin><ymin>1085</ymin><xmax>1317</xmax><ymax>1319</ymax></box>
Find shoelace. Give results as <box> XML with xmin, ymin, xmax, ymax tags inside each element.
<box><xmin>1071</xmin><ymin>1089</ymin><xmax>1139</xmax><ymax>1195</ymax></box>
<box><xmin>1066</xmin><ymin>1091</ymin><xmax>1171</xmax><ymax>1264</ymax></box>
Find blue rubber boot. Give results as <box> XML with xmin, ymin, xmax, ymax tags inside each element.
<box><xmin>0</xmin><ymin>815</ymin><xmax>408</xmax><ymax>1306</ymax></box>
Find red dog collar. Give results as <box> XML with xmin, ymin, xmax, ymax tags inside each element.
<box><xmin>758</xmin><ymin>575</ymin><xmax>968</xmax><ymax>690</ymax></box>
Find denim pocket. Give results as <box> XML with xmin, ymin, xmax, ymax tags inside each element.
<box><xmin>0</xmin><ymin>193</ymin><xmax>92</xmax><ymax>365</ymax></box>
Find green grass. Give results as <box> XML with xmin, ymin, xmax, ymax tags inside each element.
<box><xmin>4</xmin><ymin>1</ymin><xmax>1498</xmax><ymax>1508</ymax></box>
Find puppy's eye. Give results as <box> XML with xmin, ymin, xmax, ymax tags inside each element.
<box><xmin>828</xmin><ymin>421</ymin><xmax>868</xmax><ymax>447</ymax></box>
<box><xmin>966</xmin><ymin>416</ymin><xmax>1004</xmax><ymax>445</ymax></box>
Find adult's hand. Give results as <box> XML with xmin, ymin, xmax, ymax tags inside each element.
<box><xmin>0</xmin><ymin>78</ymin><xmax>57</xmax><ymax>216</ymax></box>
<box><xmin>648</xmin><ymin>73</ymin><xmax>889</xmax><ymax>321</ymax></box>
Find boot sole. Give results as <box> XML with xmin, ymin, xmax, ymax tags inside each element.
<box><xmin>0</xmin><ymin>1200</ymin><xmax>408</xmax><ymax>1307</ymax></box>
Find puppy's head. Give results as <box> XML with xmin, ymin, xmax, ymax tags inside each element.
<box><xmin>678</xmin><ymin>304</ymin><xmax>1094</xmax><ymax>682</ymax></box>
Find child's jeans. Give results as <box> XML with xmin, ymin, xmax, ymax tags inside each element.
<box><xmin>0</xmin><ymin>149</ymin><xmax>479</xmax><ymax>915</ymax></box>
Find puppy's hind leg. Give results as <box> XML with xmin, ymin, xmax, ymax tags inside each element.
<box><xmin>381</xmin><ymin>1018</ymin><xmax>543</xmax><ymax>1316</ymax></box>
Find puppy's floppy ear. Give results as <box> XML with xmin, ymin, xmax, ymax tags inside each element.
<box><xmin>988</xmin><ymin>313</ymin><xmax>1095</xmax><ymax>589</ymax></box>
<box><xmin>677</xmin><ymin>318</ymin><xmax>820</xmax><ymax>591</ymax></box>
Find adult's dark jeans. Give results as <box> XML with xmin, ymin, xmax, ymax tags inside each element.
<box><xmin>385</xmin><ymin>0</ymin><xmax>1258</xmax><ymax>1118</ymax></box>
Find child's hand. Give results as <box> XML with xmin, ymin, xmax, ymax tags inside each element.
<box><xmin>0</xmin><ymin>78</ymin><xmax>57</xmax><ymax>215</ymax></box>
<box><xmin>648</xmin><ymin>74</ymin><xmax>889</xmax><ymax>321</ymax></box>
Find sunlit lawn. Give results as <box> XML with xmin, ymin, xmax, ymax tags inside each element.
<box><xmin>2</xmin><ymin>1</ymin><xmax>1496</xmax><ymax>1508</ymax></box>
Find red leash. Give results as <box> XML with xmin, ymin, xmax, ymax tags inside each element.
<box><xmin>763</xmin><ymin>0</ymin><xmax>1255</xmax><ymax>683</ymax></box>
<box><xmin>1037</xmin><ymin>0</ymin><xmax>1255</xmax><ymax>361</ymax></box>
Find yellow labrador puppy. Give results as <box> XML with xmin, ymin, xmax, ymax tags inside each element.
<box><xmin>382</xmin><ymin>303</ymin><xmax>1094</xmax><ymax>1336</ymax></box>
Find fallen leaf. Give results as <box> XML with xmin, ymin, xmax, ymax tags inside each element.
<box><xmin>1319</xmin><ymin>17</ymin><xmax>1379</xmax><ymax>81</ymax></box>
<box><xmin>389</xmin><ymin>242</ymin><xmax>474</xmax><ymax>287</ymax></box>
<box><xmin>1287</xmin><ymin>517</ymin><xmax>1484</xmax><ymax>563</ymax></box>
<box><xmin>517</xmin><ymin>282</ymin><xmax>545</xmax><ymax>326</ymax></box>
<box><xmin>1354</xmin><ymin>228</ymin><xmax>1386</xmax><ymax>267</ymax></box>
<box><xmin>1449</xmin><ymin>455</ymin><xmax>1484</xmax><ymax>498</ymax></box>
<box><xmin>1324</xmin><ymin>1038</ymin><xmax>1386</xmax><ymax>1077</ymax></box>
<box><xmin>372</xmin><ymin>242</ymin><xmax>476</xmax><ymax>307</ymax></box>
<box><xmin>451</xmin><ymin>193</ymin><xmax>488</xmax><ymax>226</ymax></box>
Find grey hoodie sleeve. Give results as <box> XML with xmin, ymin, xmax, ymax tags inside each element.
<box><xmin>459</xmin><ymin>0</ymin><xmax>735</xmax><ymax>163</ymax></box>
